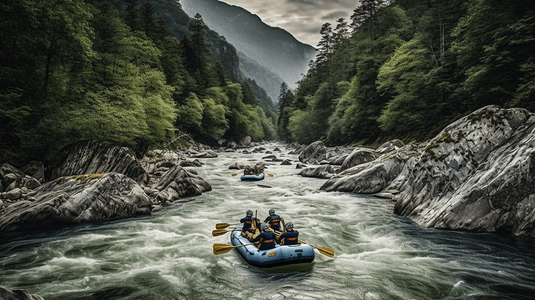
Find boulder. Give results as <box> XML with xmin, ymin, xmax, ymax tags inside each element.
<box><xmin>0</xmin><ymin>173</ymin><xmax>152</xmax><ymax>232</ymax></box>
<box><xmin>376</xmin><ymin>139</ymin><xmax>405</xmax><ymax>154</ymax></box>
<box><xmin>20</xmin><ymin>161</ymin><xmax>46</xmax><ymax>183</ymax></box>
<box><xmin>394</xmin><ymin>105</ymin><xmax>535</xmax><ymax>236</ymax></box>
<box><xmin>321</xmin><ymin>143</ymin><xmax>422</xmax><ymax>194</ymax></box>
<box><xmin>299</xmin><ymin>165</ymin><xmax>336</xmax><ymax>179</ymax></box>
<box><xmin>340</xmin><ymin>148</ymin><xmax>380</xmax><ymax>172</ymax></box>
<box><xmin>49</xmin><ymin>140</ymin><xmax>149</xmax><ymax>185</ymax></box>
<box><xmin>3</xmin><ymin>188</ymin><xmax>22</xmax><ymax>200</ymax></box>
<box><xmin>296</xmin><ymin>163</ymin><xmax>307</xmax><ymax>169</ymax></box>
<box><xmin>240</xmin><ymin>136</ymin><xmax>252</xmax><ymax>147</ymax></box>
<box><xmin>228</xmin><ymin>162</ymin><xmax>245</xmax><ymax>170</ymax></box>
<box><xmin>281</xmin><ymin>159</ymin><xmax>292</xmax><ymax>165</ymax></box>
<box><xmin>152</xmin><ymin>166</ymin><xmax>212</xmax><ymax>203</ymax></box>
<box><xmin>6</xmin><ymin>175</ymin><xmax>41</xmax><ymax>192</ymax></box>
<box><xmin>298</xmin><ymin>141</ymin><xmax>327</xmax><ymax>164</ymax></box>
<box><xmin>190</xmin><ymin>150</ymin><xmax>217</xmax><ymax>158</ymax></box>
<box><xmin>0</xmin><ymin>286</ymin><xmax>44</xmax><ymax>300</ymax></box>
<box><xmin>180</xmin><ymin>159</ymin><xmax>203</xmax><ymax>167</ymax></box>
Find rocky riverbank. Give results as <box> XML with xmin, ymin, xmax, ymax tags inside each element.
<box><xmin>298</xmin><ymin>105</ymin><xmax>535</xmax><ymax>237</ymax></box>
<box><xmin>0</xmin><ymin>140</ymin><xmax>217</xmax><ymax>233</ymax></box>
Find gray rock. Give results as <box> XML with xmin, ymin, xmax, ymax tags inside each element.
<box><xmin>228</xmin><ymin>162</ymin><xmax>245</xmax><ymax>170</ymax></box>
<box><xmin>0</xmin><ymin>163</ymin><xmax>24</xmax><ymax>178</ymax></box>
<box><xmin>299</xmin><ymin>165</ymin><xmax>336</xmax><ymax>179</ymax></box>
<box><xmin>321</xmin><ymin>156</ymin><xmax>405</xmax><ymax>193</ymax></box>
<box><xmin>240</xmin><ymin>136</ymin><xmax>252</xmax><ymax>147</ymax></box>
<box><xmin>20</xmin><ymin>161</ymin><xmax>46</xmax><ymax>183</ymax></box>
<box><xmin>0</xmin><ymin>286</ymin><xmax>44</xmax><ymax>300</ymax></box>
<box><xmin>320</xmin><ymin>143</ymin><xmax>422</xmax><ymax>194</ymax></box>
<box><xmin>6</xmin><ymin>175</ymin><xmax>41</xmax><ymax>192</ymax></box>
<box><xmin>376</xmin><ymin>139</ymin><xmax>405</xmax><ymax>154</ymax></box>
<box><xmin>340</xmin><ymin>148</ymin><xmax>380</xmax><ymax>172</ymax></box>
<box><xmin>394</xmin><ymin>105</ymin><xmax>535</xmax><ymax>236</ymax></box>
<box><xmin>49</xmin><ymin>140</ymin><xmax>149</xmax><ymax>185</ymax></box>
<box><xmin>1</xmin><ymin>173</ymin><xmax>18</xmax><ymax>190</ymax></box>
<box><xmin>281</xmin><ymin>159</ymin><xmax>292</xmax><ymax>165</ymax></box>
<box><xmin>0</xmin><ymin>173</ymin><xmax>152</xmax><ymax>232</ymax></box>
<box><xmin>152</xmin><ymin>166</ymin><xmax>212</xmax><ymax>200</ymax></box>
<box><xmin>299</xmin><ymin>141</ymin><xmax>327</xmax><ymax>164</ymax></box>
<box><xmin>190</xmin><ymin>150</ymin><xmax>217</xmax><ymax>158</ymax></box>
<box><xmin>4</xmin><ymin>188</ymin><xmax>22</xmax><ymax>200</ymax></box>
<box><xmin>296</xmin><ymin>163</ymin><xmax>307</xmax><ymax>169</ymax></box>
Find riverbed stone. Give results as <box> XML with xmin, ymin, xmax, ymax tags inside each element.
<box><xmin>4</xmin><ymin>188</ymin><xmax>22</xmax><ymax>200</ymax></box>
<box><xmin>340</xmin><ymin>148</ymin><xmax>380</xmax><ymax>172</ymax></box>
<box><xmin>321</xmin><ymin>143</ymin><xmax>422</xmax><ymax>194</ymax></box>
<box><xmin>0</xmin><ymin>173</ymin><xmax>152</xmax><ymax>232</ymax></box>
<box><xmin>281</xmin><ymin>159</ymin><xmax>292</xmax><ymax>165</ymax></box>
<box><xmin>0</xmin><ymin>286</ymin><xmax>44</xmax><ymax>300</ymax></box>
<box><xmin>20</xmin><ymin>161</ymin><xmax>45</xmax><ymax>183</ymax></box>
<box><xmin>152</xmin><ymin>165</ymin><xmax>212</xmax><ymax>200</ymax></box>
<box><xmin>299</xmin><ymin>141</ymin><xmax>327</xmax><ymax>164</ymax></box>
<box><xmin>299</xmin><ymin>165</ymin><xmax>336</xmax><ymax>179</ymax></box>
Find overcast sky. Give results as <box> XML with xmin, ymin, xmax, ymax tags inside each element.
<box><xmin>217</xmin><ymin>0</ymin><xmax>361</xmax><ymax>46</ymax></box>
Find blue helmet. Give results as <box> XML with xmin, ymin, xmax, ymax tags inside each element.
<box><xmin>269</xmin><ymin>208</ymin><xmax>275</xmax><ymax>216</ymax></box>
<box><xmin>246</xmin><ymin>209</ymin><xmax>253</xmax><ymax>217</ymax></box>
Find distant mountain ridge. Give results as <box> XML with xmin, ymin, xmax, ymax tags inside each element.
<box><xmin>181</xmin><ymin>0</ymin><xmax>317</xmax><ymax>92</ymax></box>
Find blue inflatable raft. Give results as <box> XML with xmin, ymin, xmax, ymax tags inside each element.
<box><xmin>240</xmin><ymin>173</ymin><xmax>265</xmax><ymax>181</ymax></box>
<box><xmin>230</xmin><ymin>228</ymin><xmax>315</xmax><ymax>268</ymax></box>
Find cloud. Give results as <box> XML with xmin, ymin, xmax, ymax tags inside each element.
<box><xmin>220</xmin><ymin>0</ymin><xmax>360</xmax><ymax>45</ymax></box>
<box><xmin>321</xmin><ymin>10</ymin><xmax>349</xmax><ymax>21</ymax></box>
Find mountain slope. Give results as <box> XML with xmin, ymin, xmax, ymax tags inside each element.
<box><xmin>180</xmin><ymin>0</ymin><xmax>317</xmax><ymax>91</ymax></box>
<box><xmin>238</xmin><ymin>52</ymin><xmax>285</xmax><ymax>104</ymax></box>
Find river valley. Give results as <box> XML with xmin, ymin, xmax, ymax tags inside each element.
<box><xmin>1</xmin><ymin>143</ymin><xmax>535</xmax><ymax>299</ymax></box>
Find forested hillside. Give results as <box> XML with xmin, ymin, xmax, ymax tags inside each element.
<box><xmin>0</xmin><ymin>0</ymin><xmax>277</xmax><ymax>165</ymax></box>
<box><xmin>277</xmin><ymin>0</ymin><xmax>535</xmax><ymax>145</ymax></box>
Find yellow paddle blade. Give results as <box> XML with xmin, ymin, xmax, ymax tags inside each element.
<box><xmin>215</xmin><ymin>222</ymin><xmax>238</xmax><ymax>229</ymax></box>
<box><xmin>316</xmin><ymin>246</ymin><xmax>335</xmax><ymax>258</ymax></box>
<box><xmin>213</xmin><ymin>243</ymin><xmax>235</xmax><ymax>255</ymax></box>
<box><xmin>268</xmin><ymin>174</ymin><xmax>274</xmax><ymax>177</ymax></box>
<box><xmin>212</xmin><ymin>229</ymin><xmax>229</xmax><ymax>236</ymax></box>
<box><xmin>232</xmin><ymin>174</ymin><xmax>238</xmax><ymax>176</ymax></box>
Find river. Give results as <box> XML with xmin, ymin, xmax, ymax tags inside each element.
<box><xmin>1</xmin><ymin>143</ymin><xmax>535</xmax><ymax>299</ymax></box>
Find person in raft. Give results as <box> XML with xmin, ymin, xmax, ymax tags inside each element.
<box><xmin>263</xmin><ymin>208</ymin><xmax>286</xmax><ymax>232</ymax></box>
<box><xmin>240</xmin><ymin>209</ymin><xmax>254</xmax><ymax>236</ymax></box>
<box><xmin>251</xmin><ymin>223</ymin><xmax>276</xmax><ymax>250</ymax></box>
<box><xmin>240</xmin><ymin>210</ymin><xmax>260</xmax><ymax>239</ymax></box>
<box><xmin>277</xmin><ymin>221</ymin><xmax>299</xmax><ymax>245</ymax></box>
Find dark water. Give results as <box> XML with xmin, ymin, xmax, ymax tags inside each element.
<box><xmin>2</xmin><ymin>143</ymin><xmax>535</xmax><ymax>299</ymax></box>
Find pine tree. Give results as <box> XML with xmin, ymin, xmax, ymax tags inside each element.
<box><xmin>315</xmin><ymin>23</ymin><xmax>334</xmax><ymax>66</ymax></box>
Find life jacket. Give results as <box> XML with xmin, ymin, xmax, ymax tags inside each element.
<box><xmin>280</xmin><ymin>230</ymin><xmax>299</xmax><ymax>245</ymax></box>
<box><xmin>267</xmin><ymin>215</ymin><xmax>282</xmax><ymax>230</ymax></box>
<box><xmin>256</xmin><ymin>231</ymin><xmax>276</xmax><ymax>250</ymax></box>
<box><xmin>240</xmin><ymin>216</ymin><xmax>253</xmax><ymax>232</ymax></box>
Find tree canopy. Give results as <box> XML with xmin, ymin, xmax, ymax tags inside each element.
<box><xmin>0</xmin><ymin>0</ymin><xmax>277</xmax><ymax>164</ymax></box>
<box><xmin>277</xmin><ymin>0</ymin><xmax>535</xmax><ymax>145</ymax></box>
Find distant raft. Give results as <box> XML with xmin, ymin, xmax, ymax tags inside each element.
<box><xmin>240</xmin><ymin>173</ymin><xmax>265</xmax><ymax>181</ymax></box>
<box><xmin>230</xmin><ymin>227</ymin><xmax>315</xmax><ymax>268</ymax></box>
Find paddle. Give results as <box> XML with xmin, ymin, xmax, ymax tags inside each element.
<box><xmin>299</xmin><ymin>240</ymin><xmax>335</xmax><ymax>258</ymax></box>
<box><xmin>212</xmin><ymin>229</ymin><xmax>234</xmax><ymax>236</ymax></box>
<box><xmin>213</xmin><ymin>243</ymin><xmax>253</xmax><ymax>255</ymax></box>
<box><xmin>273</xmin><ymin>230</ymin><xmax>335</xmax><ymax>258</ymax></box>
<box><xmin>232</xmin><ymin>173</ymin><xmax>238</xmax><ymax>176</ymax></box>
<box><xmin>215</xmin><ymin>222</ymin><xmax>240</xmax><ymax>229</ymax></box>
